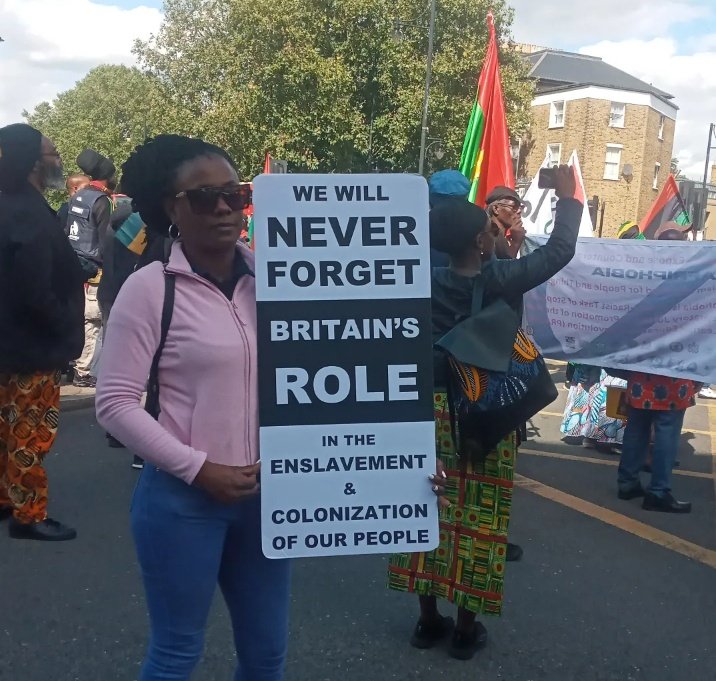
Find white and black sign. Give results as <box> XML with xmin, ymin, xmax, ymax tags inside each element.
<box><xmin>253</xmin><ymin>174</ymin><xmax>438</xmax><ymax>558</ymax></box>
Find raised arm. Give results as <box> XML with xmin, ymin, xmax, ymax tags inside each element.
<box><xmin>483</xmin><ymin>166</ymin><xmax>582</xmax><ymax>300</ymax></box>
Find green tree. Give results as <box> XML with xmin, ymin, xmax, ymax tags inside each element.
<box><xmin>135</xmin><ymin>0</ymin><xmax>533</xmax><ymax>175</ymax></box>
<box><xmin>25</xmin><ymin>65</ymin><xmax>189</xmax><ymax>182</ymax></box>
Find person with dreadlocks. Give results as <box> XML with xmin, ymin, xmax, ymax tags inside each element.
<box><xmin>0</xmin><ymin>124</ymin><xmax>85</xmax><ymax>541</ymax></box>
<box><xmin>95</xmin><ymin>135</ymin><xmax>288</xmax><ymax>681</ymax></box>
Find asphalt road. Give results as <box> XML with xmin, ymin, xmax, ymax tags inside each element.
<box><xmin>1</xmin><ymin>371</ymin><xmax>715</xmax><ymax>681</ymax></box>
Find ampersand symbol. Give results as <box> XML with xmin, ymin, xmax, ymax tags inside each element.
<box><xmin>344</xmin><ymin>483</ymin><xmax>356</xmax><ymax>496</ymax></box>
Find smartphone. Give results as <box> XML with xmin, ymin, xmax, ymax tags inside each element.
<box><xmin>538</xmin><ymin>167</ymin><xmax>557</xmax><ymax>190</ymax></box>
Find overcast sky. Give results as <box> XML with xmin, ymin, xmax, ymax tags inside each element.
<box><xmin>1</xmin><ymin>0</ymin><xmax>714</xmax><ymax>179</ymax></box>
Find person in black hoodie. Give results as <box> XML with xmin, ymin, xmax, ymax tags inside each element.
<box><xmin>0</xmin><ymin>124</ymin><xmax>85</xmax><ymax>541</ymax></box>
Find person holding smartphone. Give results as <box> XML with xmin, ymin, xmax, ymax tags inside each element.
<box><xmin>485</xmin><ymin>186</ymin><xmax>526</xmax><ymax>258</ymax></box>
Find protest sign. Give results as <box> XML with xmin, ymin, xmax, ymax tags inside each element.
<box><xmin>522</xmin><ymin>151</ymin><xmax>594</xmax><ymax>237</ymax></box>
<box><xmin>523</xmin><ymin>236</ymin><xmax>716</xmax><ymax>383</ymax></box>
<box><xmin>253</xmin><ymin>174</ymin><xmax>438</xmax><ymax>559</ymax></box>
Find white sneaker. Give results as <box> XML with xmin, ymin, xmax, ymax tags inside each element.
<box><xmin>698</xmin><ymin>387</ymin><xmax>716</xmax><ymax>399</ymax></box>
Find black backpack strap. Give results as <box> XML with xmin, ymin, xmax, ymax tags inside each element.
<box><xmin>145</xmin><ymin>271</ymin><xmax>176</xmax><ymax>420</ymax></box>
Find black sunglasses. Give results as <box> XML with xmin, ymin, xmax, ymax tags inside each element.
<box><xmin>175</xmin><ymin>184</ymin><xmax>252</xmax><ymax>215</ymax></box>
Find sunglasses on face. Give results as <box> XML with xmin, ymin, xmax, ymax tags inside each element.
<box><xmin>494</xmin><ymin>200</ymin><xmax>522</xmax><ymax>212</ymax></box>
<box><xmin>175</xmin><ymin>184</ymin><xmax>252</xmax><ymax>215</ymax></box>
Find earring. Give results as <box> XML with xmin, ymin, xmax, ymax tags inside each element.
<box><xmin>168</xmin><ymin>223</ymin><xmax>180</xmax><ymax>239</ymax></box>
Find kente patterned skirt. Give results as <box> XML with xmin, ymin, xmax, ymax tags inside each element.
<box><xmin>387</xmin><ymin>391</ymin><xmax>515</xmax><ymax>616</ymax></box>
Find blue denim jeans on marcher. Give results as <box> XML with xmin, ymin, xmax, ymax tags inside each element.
<box><xmin>131</xmin><ymin>465</ymin><xmax>291</xmax><ymax>681</ymax></box>
<box><xmin>618</xmin><ymin>406</ymin><xmax>685</xmax><ymax>497</ymax></box>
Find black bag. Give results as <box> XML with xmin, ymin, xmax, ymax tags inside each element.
<box><xmin>436</xmin><ymin>279</ymin><xmax>557</xmax><ymax>460</ymax></box>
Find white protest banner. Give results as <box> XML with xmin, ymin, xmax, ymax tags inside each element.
<box><xmin>522</xmin><ymin>150</ymin><xmax>593</xmax><ymax>237</ymax></box>
<box><xmin>253</xmin><ymin>174</ymin><xmax>438</xmax><ymax>559</ymax></box>
<box><xmin>523</xmin><ymin>236</ymin><xmax>716</xmax><ymax>382</ymax></box>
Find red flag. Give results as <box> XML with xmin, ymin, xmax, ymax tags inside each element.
<box><xmin>459</xmin><ymin>13</ymin><xmax>515</xmax><ymax>206</ymax></box>
<box><xmin>640</xmin><ymin>174</ymin><xmax>691</xmax><ymax>239</ymax></box>
<box><xmin>263</xmin><ymin>151</ymin><xmax>272</xmax><ymax>174</ymax></box>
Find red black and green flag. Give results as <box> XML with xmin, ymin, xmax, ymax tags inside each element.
<box><xmin>640</xmin><ymin>174</ymin><xmax>691</xmax><ymax>239</ymax></box>
<box><xmin>458</xmin><ymin>13</ymin><xmax>514</xmax><ymax>205</ymax></box>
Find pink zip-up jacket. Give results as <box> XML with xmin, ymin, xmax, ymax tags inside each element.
<box><xmin>96</xmin><ymin>242</ymin><xmax>258</xmax><ymax>484</ymax></box>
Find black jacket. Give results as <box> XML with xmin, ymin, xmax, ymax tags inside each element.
<box><xmin>0</xmin><ymin>185</ymin><xmax>86</xmax><ymax>372</ymax></box>
<box><xmin>431</xmin><ymin>197</ymin><xmax>583</xmax><ymax>385</ymax></box>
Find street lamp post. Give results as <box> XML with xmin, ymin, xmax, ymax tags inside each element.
<box><xmin>417</xmin><ymin>0</ymin><xmax>437</xmax><ymax>177</ymax></box>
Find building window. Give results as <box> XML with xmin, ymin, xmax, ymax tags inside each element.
<box><xmin>547</xmin><ymin>143</ymin><xmax>562</xmax><ymax>166</ymax></box>
<box><xmin>609</xmin><ymin>102</ymin><xmax>626</xmax><ymax>128</ymax></box>
<box><xmin>658</xmin><ymin>115</ymin><xmax>665</xmax><ymax>140</ymax></box>
<box><xmin>653</xmin><ymin>162</ymin><xmax>661</xmax><ymax>190</ymax></box>
<box><xmin>549</xmin><ymin>101</ymin><xmax>565</xmax><ymax>128</ymax></box>
<box><xmin>604</xmin><ymin>144</ymin><xmax>623</xmax><ymax>180</ymax></box>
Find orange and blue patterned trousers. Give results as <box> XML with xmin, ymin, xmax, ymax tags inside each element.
<box><xmin>388</xmin><ymin>391</ymin><xmax>515</xmax><ymax>616</ymax></box>
<box><xmin>0</xmin><ymin>371</ymin><xmax>62</xmax><ymax>524</ymax></box>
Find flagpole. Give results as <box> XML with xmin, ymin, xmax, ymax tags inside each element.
<box><xmin>417</xmin><ymin>0</ymin><xmax>437</xmax><ymax>176</ymax></box>
<box><xmin>701</xmin><ymin>123</ymin><xmax>715</xmax><ymax>233</ymax></box>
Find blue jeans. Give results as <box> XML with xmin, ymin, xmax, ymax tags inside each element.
<box><xmin>131</xmin><ymin>465</ymin><xmax>291</xmax><ymax>681</ymax></box>
<box><xmin>617</xmin><ymin>406</ymin><xmax>685</xmax><ymax>497</ymax></box>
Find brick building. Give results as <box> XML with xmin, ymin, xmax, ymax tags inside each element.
<box><xmin>519</xmin><ymin>49</ymin><xmax>678</xmax><ymax>237</ymax></box>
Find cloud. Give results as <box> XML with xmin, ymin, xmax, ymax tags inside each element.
<box><xmin>0</xmin><ymin>0</ymin><xmax>162</xmax><ymax>125</ymax></box>
<box><xmin>508</xmin><ymin>0</ymin><xmax>716</xmax><ymax>181</ymax></box>
<box><xmin>509</xmin><ymin>0</ymin><xmax>712</xmax><ymax>48</ymax></box>
<box><xmin>579</xmin><ymin>38</ymin><xmax>716</xmax><ymax>179</ymax></box>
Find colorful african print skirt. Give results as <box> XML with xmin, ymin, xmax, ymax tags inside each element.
<box><xmin>387</xmin><ymin>391</ymin><xmax>515</xmax><ymax>616</ymax></box>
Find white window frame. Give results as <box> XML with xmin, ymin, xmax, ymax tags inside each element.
<box><xmin>653</xmin><ymin>162</ymin><xmax>661</xmax><ymax>190</ymax></box>
<box><xmin>546</xmin><ymin>143</ymin><xmax>562</xmax><ymax>167</ymax></box>
<box><xmin>604</xmin><ymin>144</ymin><xmax>623</xmax><ymax>181</ymax></box>
<box><xmin>609</xmin><ymin>102</ymin><xmax>626</xmax><ymax>128</ymax></box>
<box><xmin>549</xmin><ymin>100</ymin><xmax>565</xmax><ymax>129</ymax></box>
<box><xmin>658</xmin><ymin>115</ymin><xmax>665</xmax><ymax>140</ymax></box>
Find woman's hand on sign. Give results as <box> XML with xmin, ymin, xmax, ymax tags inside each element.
<box><xmin>193</xmin><ymin>460</ymin><xmax>260</xmax><ymax>504</ymax></box>
<box><xmin>553</xmin><ymin>164</ymin><xmax>577</xmax><ymax>200</ymax></box>
<box><xmin>429</xmin><ymin>459</ymin><xmax>450</xmax><ymax>509</ymax></box>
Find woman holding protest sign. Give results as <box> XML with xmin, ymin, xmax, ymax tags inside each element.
<box><xmin>96</xmin><ymin>135</ymin><xmax>288</xmax><ymax>681</ymax></box>
<box><xmin>388</xmin><ymin>165</ymin><xmax>582</xmax><ymax>660</ymax></box>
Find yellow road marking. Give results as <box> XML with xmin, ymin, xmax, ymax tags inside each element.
<box><xmin>708</xmin><ymin>405</ymin><xmax>716</xmax><ymax>513</ymax></box>
<box><xmin>515</xmin><ymin>474</ymin><xmax>716</xmax><ymax>570</ymax></box>
<box><xmin>538</xmin><ymin>410</ymin><xmax>716</xmax><ymax>438</ymax></box>
<box><xmin>519</xmin><ymin>447</ymin><xmax>714</xmax><ymax>481</ymax></box>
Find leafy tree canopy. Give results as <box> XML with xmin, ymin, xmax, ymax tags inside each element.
<box><xmin>27</xmin><ymin>0</ymin><xmax>534</xmax><ymax>179</ymax></box>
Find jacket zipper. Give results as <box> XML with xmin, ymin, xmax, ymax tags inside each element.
<box><xmin>165</xmin><ymin>267</ymin><xmax>254</xmax><ymax>464</ymax></box>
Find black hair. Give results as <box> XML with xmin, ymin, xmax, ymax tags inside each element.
<box><xmin>120</xmin><ymin>134</ymin><xmax>237</xmax><ymax>236</ymax></box>
<box><xmin>429</xmin><ymin>198</ymin><xmax>489</xmax><ymax>257</ymax></box>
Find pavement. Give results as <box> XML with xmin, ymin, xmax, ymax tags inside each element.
<box><xmin>2</xmin><ymin>364</ymin><xmax>715</xmax><ymax>681</ymax></box>
<box><xmin>59</xmin><ymin>384</ymin><xmax>96</xmax><ymax>412</ymax></box>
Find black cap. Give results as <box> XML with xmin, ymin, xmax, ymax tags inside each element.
<box><xmin>77</xmin><ymin>148</ymin><xmax>116</xmax><ymax>181</ymax></box>
<box><xmin>485</xmin><ymin>185</ymin><xmax>521</xmax><ymax>205</ymax></box>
